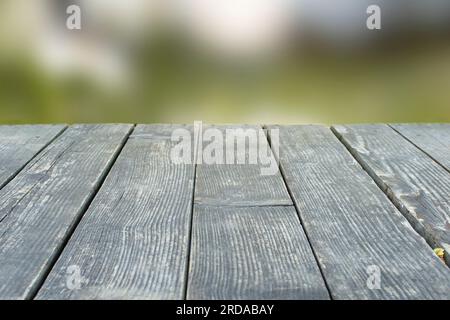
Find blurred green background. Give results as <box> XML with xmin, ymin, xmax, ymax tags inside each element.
<box><xmin>1</xmin><ymin>0</ymin><xmax>449</xmax><ymax>124</ymax></box>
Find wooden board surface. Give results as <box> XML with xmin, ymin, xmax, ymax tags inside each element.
<box><xmin>333</xmin><ymin>124</ymin><xmax>450</xmax><ymax>266</ymax></box>
<box><xmin>187</xmin><ymin>205</ymin><xmax>330</xmax><ymax>300</ymax></box>
<box><xmin>390</xmin><ymin>123</ymin><xmax>450</xmax><ymax>171</ymax></box>
<box><xmin>1</xmin><ymin>123</ymin><xmax>449</xmax><ymax>300</ymax></box>
<box><xmin>36</xmin><ymin>125</ymin><xmax>196</xmax><ymax>299</ymax></box>
<box><xmin>194</xmin><ymin>125</ymin><xmax>292</xmax><ymax>206</ymax></box>
<box><xmin>0</xmin><ymin>124</ymin><xmax>132</xmax><ymax>299</ymax></box>
<box><xmin>270</xmin><ymin>125</ymin><xmax>450</xmax><ymax>299</ymax></box>
<box><xmin>0</xmin><ymin>125</ymin><xmax>66</xmax><ymax>189</ymax></box>
<box><xmin>188</xmin><ymin>125</ymin><xmax>329</xmax><ymax>299</ymax></box>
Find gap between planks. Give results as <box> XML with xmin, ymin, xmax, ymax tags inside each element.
<box><xmin>182</xmin><ymin>162</ymin><xmax>197</xmax><ymax>300</ymax></box>
<box><xmin>28</xmin><ymin>124</ymin><xmax>136</xmax><ymax>299</ymax></box>
<box><xmin>263</xmin><ymin>125</ymin><xmax>333</xmax><ymax>300</ymax></box>
<box><xmin>0</xmin><ymin>125</ymin><xmax>68</xmax><ymax>192</ymax></box>
<box><xmin>329</xmin><ymin>125</ymin><xmax>448</xmax><ymax>267</ymax></box>
<box><xmin>388</xmin><ymin>124</ymin><xmax>450</xmax><ymax>175</ymax></box>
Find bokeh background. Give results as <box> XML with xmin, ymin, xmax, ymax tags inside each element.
<box><xmin>1</xmin><ymin>0</ymin><xmax>449</xmax><ymax>124</ymax></box>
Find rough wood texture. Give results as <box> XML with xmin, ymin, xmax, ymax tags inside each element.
<box><xmin>195</xmin><ymin>125</ymin><xmax>292</xmax><ymax>206</ymax></box>
<box><xmin>188</xmin><ymin>125</ymin><xmax>329</xmax><ymax>299</ymax></box>
<box><xmin>0</xmin><ymin>125</ymin><xmax>66</xmax><ymax>189</ymax></box>
<box><xmin>270</xmin><ymin>125</ymin><xmax>450</xmax><ymax>299</ymax></box>
<box><xmin>0</xmin><ymin>124</ymin><xmax>132</xmax><ymax>299</ymax></box>
<box><xmin>1</xmin><ymin>123</ymin><xmax>449</xmax><ymax>300</ymax></box>
<box><xmin>333</xmin><ymin>124</ymin><xmax>450</xmax><ymax>266</ymax></box>
<box><xmin>390</xmin><ymin>123</ymin><xmax>450</xmax><ymax>171</ymax></box>
<box><xmin>187</xmin><ymin>205</ymin><xmax>330</xmax><ymax>300</ymax></box>
<box><xmin>37</xmin><ymin>125</ymin><xmax>195</xmax><ymax>300</ymax></box>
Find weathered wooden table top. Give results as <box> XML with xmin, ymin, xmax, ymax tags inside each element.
<box><xmin>0</xmin><ymin>123</ymin><xmax>449</xmax><ymax>300</ymax></box>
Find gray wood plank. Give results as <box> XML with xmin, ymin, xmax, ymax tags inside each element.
<box><xmin>333</xmin><ymin>124</ymin><xmax>450</xmax><ymax>266</ymax></box>
<box><xmin>188</xmin><ymin>205</ymin><xmax>330</xmax><ymax>300</ymax></box>
<box><xmin>188</xmin><ymin>125</ymin><xmax>329</xmax><ymax>299</ymax></box>
<box><xmin>0</xmin><ymin>125</ymin><xmax>66</xmax><ymax>189</ymax></box>
<box><xmin>390</xmin><ymin>123</ymin><xmax>450</xmax><ymax>171</ymax></box>
<box><xmin>0</xmin><ymin>124</ymin><xmax>132</xmax><ymax>300</ymax></box>
<box><xmin>36</xmin><ymin>124</ymin><xmax>195</xmax><ymax>300</ymax></box>
<box><xmin>195</xmin><ymin>125</ymin><xmax>292</xmax><ymax>206</ymax></box>
<box><xmin>270</xmin><ymin>125</ymin><xmax>450</xmax><ymax>299</ymax></box>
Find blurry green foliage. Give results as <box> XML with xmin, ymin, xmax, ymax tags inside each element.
<box><xmin>0</xmin><ymin>39</ymin><xmax>449</xmax><ymax>124</ymax></box>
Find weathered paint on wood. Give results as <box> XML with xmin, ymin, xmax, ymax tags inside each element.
<box><xmin>0</xmin><ymin>125</ymin><xmax>66</xmax><ymax>189</ymax></box>
<box><xmin>333</xmin><ymin>124</ymin><xmax>450</xmax><ymax>266</ymax></box>
<box><xmin>390</xmin><ymin>123</ymin><xmax>450</xmax><ymax>172</ymax></box>
<box><xmin>188</xmin><ymin>125</ymin><xmax>329</xmax><ymax>300</ymax></box>
<box><xmin>0</xmin><ymin>124</ymin><xmax>132</xmax><ymax>299</ymax></box>
<box><xmin>37</xmin><ymin>125</ymin><xmax>195</xmax><ymax>300</ymax></box>
<box><xmin>270</xmin><ymin>125</ymin><xmax>450</xmax><ymax>299</ymax></box>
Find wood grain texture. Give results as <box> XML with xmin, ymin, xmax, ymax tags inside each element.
<box><xmin>390</xmin><ymin>123</ymin><xmax>450</xmax><ymax>171</ymax></box>
<box><xmin>187</xmin><ymin>205</ymin><xmax>330</xmax><ymax>300</ymax></box>
<box><xmin>189</xmin><ymin>125</ymin><xmax>328</xmax><ymax>299</ymax></box>
<box><xmin>37</xmin><ymin>125</ymin><xmax>195</xmax><ymax>300</ymax></box>
<box><xmin>333</xmin><ymin>124</ymin><xmax>450</xmax><ymax>266</ymax></box>
<box><xmin>0</xmin><ymin>125</ymin><xmax>66</xmax><ymax>189</ymax></box>
<box><xmin>0</xmin><ymin>124</ymin><xmax>132</xmax><ymax>300</ymax></box>
<box><xmin>194</xmin><ymin>125</ymin><xmax>292</xmax><ymax>206</ymax></box>
<box><xmin>270</xmin><ymin>125</ymin><xmax>450</xmax><ymax>299</ymax></box>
